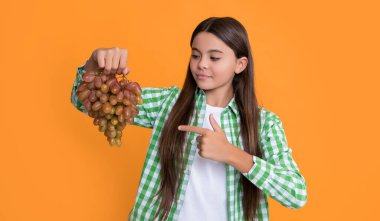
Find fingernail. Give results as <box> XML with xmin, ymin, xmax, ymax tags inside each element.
<box><xmin>178</xmin><ymin>126</ymin><xmax>182</xmax><ymax>130</ymax></box>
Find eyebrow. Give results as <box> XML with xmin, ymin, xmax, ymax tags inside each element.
<box><xmin>191</xmin><ymin>47</ymin><xmax>224</xmax><ymax>54</ymax></box>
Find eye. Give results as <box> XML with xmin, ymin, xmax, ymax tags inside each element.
<box><xmin>191</xmin><ymin>55</ymin><xmax>220</xmax><ymax>61</ymax></box>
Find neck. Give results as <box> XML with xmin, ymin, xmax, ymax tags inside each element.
<box><xmin>204</xmin><ymin>85</ymin><xmax>234</xmax><ymax>108</ymax></box>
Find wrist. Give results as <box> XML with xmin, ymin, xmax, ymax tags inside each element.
<box><xmin>225</xmin><ymin>144</ymin><xmax>237</xmax><ymax>164</ymax></box>
<box><xmin>225</xmin><ymin>144</ymin><xmax>254</xmax><ymax>174</ymax></box>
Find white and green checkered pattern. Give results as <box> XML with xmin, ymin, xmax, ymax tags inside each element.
<box><xmin>71</xmin><ymin>65</ymin><xmax>307</xmax><ymax>220</ymax></box>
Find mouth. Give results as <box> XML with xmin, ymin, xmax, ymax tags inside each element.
<box><xmin>196</xmin><ymin>74</ymin><xmax>210</xmax><ymax>80</ymax></box>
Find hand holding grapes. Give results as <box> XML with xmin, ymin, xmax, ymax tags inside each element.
<box><xmin>76</xmin><ymin>47</ymin><xmax>143</xmax><ymax>147</ymax></box>
<box><xmin>84</xmin><ymin>47</ymin><xmax>131</xmax><ymax>75</ymax></box>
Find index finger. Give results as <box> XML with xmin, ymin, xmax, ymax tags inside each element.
<box><xmin>178</xmin><ymin>125</ymin><xmax>209</xmax><ymax>135</ymax></box>
<box><xmin>94</xmin><ymin>50</ymin><xmax>105</xmax><ymax>69</ymax></box>
<box><xmin>118</xmin><ymin>50</ymin><xmax>128</xmax><ymax>74</ymax></box>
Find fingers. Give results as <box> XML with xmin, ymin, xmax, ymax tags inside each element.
<box><xmin>95</xmin><ymin>50</ymin><xmax>105</xmax><ymax>69</ymax></box>
<box><xmin>122</xmin><ymin>67</ymin><xmax>131</xmax><ymax>75</ymax></box>
<box><xmin>90</xmin><ymin>47</ymin><xmax>129</xmax><ymax>75</ymax></box>
<box><xmin>117</xmin><ymin>50</ymin><xmax>128</xmax><ymax>75</ymax></box>
<box><xmin>104</xmin><ymin>50</ymin><xmax>114</xmax><ymax>74</ymax></box>
<box><xmin>178</xmin><ymin>125</ymin><xmax>209</xmax><ymax>135</ymax></box>
<box><xmin>111</xmin><ymin>49</ymin><xmax>121</xmax><ymax>74</ymax></box>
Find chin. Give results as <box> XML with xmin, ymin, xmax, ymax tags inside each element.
<box><xmin>196</xmin><ymin>83</ymin><xmax>213</xmax><ymax>91</ymax></box>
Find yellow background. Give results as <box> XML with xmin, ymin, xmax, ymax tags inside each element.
<box><xmin>1</xmin><ymin>0</ymin><xmax>379</xmax><ymax>220</ymax></box>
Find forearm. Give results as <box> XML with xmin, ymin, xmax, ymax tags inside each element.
<box><xmin>224</xmin><ymin>144</ymin><xmax>307</xmax><ymax>209</ymax></box>
<box><xmin>225</xmin><ymin>144</ymin><xmax>254</xmax><ymax>174</ymax></box>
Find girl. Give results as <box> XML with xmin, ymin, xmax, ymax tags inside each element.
<box><xmin>71</xmin><ymin>17</ymin><xmax>307</xmax><ymax>221</ymax></box>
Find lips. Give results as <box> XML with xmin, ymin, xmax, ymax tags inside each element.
<box><xmin>196</xmin><ymin>74</ymin><xmax>210</xmax><ymax>80</ymax></box>
<box><xmin>196</xmin><ymin>74</ymin><xmax>210</xmax><ymax>77</ymax></box>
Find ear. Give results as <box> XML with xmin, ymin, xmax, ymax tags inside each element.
<box><xmin>235</xmin><ymin>57</ymin><xmax>248</xmax><ymax>74</ymax></box>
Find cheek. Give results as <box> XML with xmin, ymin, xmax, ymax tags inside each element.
<box><xmin>213</xmin><ymin>64</ymin><xmax>234</xmax><ymax>77</ymax></box>
<box><xmin>189</xmin><ymin>62</ymin><xmax>196</xmax><ymax>72</ymax></box>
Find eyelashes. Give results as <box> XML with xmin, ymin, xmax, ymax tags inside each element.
<box><xmin>191</xmin><ymin>55</ymin><xmax>220</xmax><ymax>61</ymax></box>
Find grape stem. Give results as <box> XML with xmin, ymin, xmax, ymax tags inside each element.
<box><xmin>95</xmin><ymin>70</ymin><xmax>129</xmax><ymax>82</ymax></box>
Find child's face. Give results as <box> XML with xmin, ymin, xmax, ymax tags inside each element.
<box><xmin>190</xmin><ymin>31</ymin><xmax>244</xmax><ymax>93</ymax></box>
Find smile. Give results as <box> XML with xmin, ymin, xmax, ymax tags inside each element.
<box><xmin>196</xmin><ymin>75</ymin><xmax>210</xmax><ymax>80</ymax></box>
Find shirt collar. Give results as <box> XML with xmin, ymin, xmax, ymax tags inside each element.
<box><xmin>195</xmin><ymin>86</ymin><xmax>239</xmax><ymax>116</ymax></box>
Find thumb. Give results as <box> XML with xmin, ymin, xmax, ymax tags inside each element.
<box><xmin>84</xmin><ymin>59</ymin><xmax>97</xmax><ymax>75</ymax></box>
<box><xmin>209</xmin><ymin>113</ymin><xmax>222</xmax><ymax>132</ymax></box>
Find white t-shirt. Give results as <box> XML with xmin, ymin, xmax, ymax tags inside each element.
<box><xmin>178</xmin><ymin>103</ymin><xmax>228</xmax><ymax>221</ymax></box>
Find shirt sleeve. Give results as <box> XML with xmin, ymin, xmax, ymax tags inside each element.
<box><xmin>70</xmin><ymin>64</ymin><xmax>180</xmax><ymax>129</ymax></box>
<box><xmin>241</xmin><ymin>112</ymin><xmax>308</xmax><ymax>209</ymax></box>
<box><xmin>133</xmin><ymin>86</ymin><xmax>179</xmax><ymax>128</ymax></box>
<box><xmin>70</xmin><ymin>64</ymin><xmax>88</xmax><ymax>114</ymax></box>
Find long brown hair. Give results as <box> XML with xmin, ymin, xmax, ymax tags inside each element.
<box><xmin>152</xmin><ymin>16</ymin><xmax>262</xmax><ymax>221</ymax></box>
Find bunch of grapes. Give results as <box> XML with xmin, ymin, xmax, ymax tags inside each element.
<box><xmin>76</xmin><ymin>70</ymin><xmax>142</xmax><ymax>147</ymax></box>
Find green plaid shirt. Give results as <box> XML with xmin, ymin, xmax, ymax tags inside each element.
<box><xmin>71</xmin><ymin>65</ymin><xmax>307</xmax><ymax>221</ymax></box>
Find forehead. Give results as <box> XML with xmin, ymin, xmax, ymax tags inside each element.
<box><xmin>191</xmin><ymin>32</ymin><xmax>229</xmax><ymax>53</ymax></box>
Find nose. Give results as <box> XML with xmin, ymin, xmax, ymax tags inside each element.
<box><xmin>197</xmin><ymin>56</ymin><xmax>209</xmax><ymax>70</ymax></box>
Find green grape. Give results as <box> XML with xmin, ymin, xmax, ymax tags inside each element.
<box><xmin>99</xmin><ymin>125</ymin><xmax>107</xmax><ymax>132</ymax></box>
<box><xmin>109</xmin><ymin>95</ymin><xmax>118</xmax><ymax>106</ymax></box>
<box><xmin>100</xmin><ymin>94</ymin><xmax>108</xmax><ymax>103</ymax></box>
<box><xmin>107</xmin><ymin>123</ymin><xmax>115</xmax><ymax>131</ymax></box>
<box><xmin>127</xmin><ymin>116</ymin><xmax>134</xmax><ymax>124</ymax></box>
<box><xmin>116</xmin><ymin>130</ymin><xmax>122</xmax><ymax>138</ymax></box>
<box><xmin>110</xmin><ymin>106</ymin><xmax>115</xmax><ymax>115</ymax></box>
<box><xmin>100</xmin><ymin>74</ymin><xmax>107</xmax><ymax>82</ymax></box>
<box><xmin>95</xmin><ymin>89</ymin><xmax>102</xmax><ymax>98</ymax></box>
<box><xmin>117</xmin><ymin>114</ymin><xmax>125</xmax><ymax>123</ymax></box>
<box><xmin>94</xmin><ymin>76</ymin><xmax>102</xmax><ymax>88</ymax></box>
<box><xmin>135</xmin><ymin>83</ymin><xmax>142</xmax><ymax>95</ymax></box>
<box><xmin>93</xmin><ymin>118</ymin><xmax>100</xmax><ymax>126</ymax></box>
<box><xmin>116</xmin><ymin>91</ymin><xmax>124</xmax><ymax>102</ymax></box>
<box><xmin>119</xmin><ymin>79</ymin><xmax>127</xmax><ymax>88</ymax></box>
<box><xmin>83</xmin><ymin>99</ymin><xmax>92</xmax><ymax>111</ymax></box>
<box><xmin>110</xmin><ymin>83</ymin><xmax>121</xmax><ymax>94</ymax></box>
<box><xmin>106</xmin><ymin>78</ymin><xmax>117</xmax><ymax>87</ymax></box>
<box><xmin>115</xmin><ymin>105</ymin><xmax>123</xmax><ymax>116</ymax></box>
<box><xmin>122</xmin><ymin>97</ymin><xmax>132</xmax><ymax>106</ymax></box>
<box><xmin>89</xmin><ymin>91</ymin><xmax>97</xmax><ymax>103</ymax></box>
<box><xmin>135</xmin><ymin>96</ymin><xmax>142</xmax><ymax>105</ymax></box>
<box><xmin>116</xmin><ymin>124</ymin><xmax>125</xmax><ymax>131</ymax></box>
<box><xmin>88</xmin><ymin>109</ymin><xmax>95</xmax><ymax>118</ymax></box>
<box><xmin>109</xmin><ymin>138</ymin><xmax>116</xmax><ymax>146</ymax></box>
<box><xmin>99</xmin><ymin>117</ymin><xmax>107</xmax><ymax>126</ymax></box>
<box><xmin>102</xmin><ymin>102</ymin><xmax>112</xmax><ymax>114</ymax></box>
<box><xmin>92</xmin><ymin>101</ymin><xmax>102</xmax><ymax>111</ymax></box>
<box><xmin>78</xmin><ymin>89</ymin><xmax>91</xmax><ymax>101</ymax></box>
<box><xmin>130</xmin><ymin>93</ymin><xmax>137</xmax><ymax>104</ymax></box>
<box><xmin>82</xmin><ymin>73</ymin><xmax>95</xmax><ymax>82</ymax></box>
<box><xmin>114</xmin><ymin>137</ymin><xmax>121</xmax><ymax>146</ymax></box>
<box><xmin>100</xmin><ymin>84</ymin><xmax>109</xmax><ymax>93</ymax></box>
<box><xmin>123</xmin><ymin>107</ymin><xmax>131</xmax><ymax>118</ymax></box>
<box><xmin>106</xmin><ymin>129</ymin><xmax>116</xmax><ymax>138</ymax></box>
<box><xmin>130</xmin><ymin>105</ymin><xmax>138</xmax><ymax>116</ymax></box>
<box><xmin>126</xmin><ymin>82</ymin><xmax>134</xmax><ymax>91</ymax></box>
<box><xmin>92</xmin><ymin>111</ymin><xmax>99</xmax><ymax>118</ymax></box>
<box><xmin>123</xmin><ymin>89</ymin><xmax>131</xmax><ymax>99</ymax></box>
<box><xmin>111</xmin><ymin>116</ymin><xmax>118</xmax><ymax>125</ymax></box>
<box><xmin>98</xmin><ymin>109</ymin><xmax>106</xmax><ymax>117</ymax></box>
<box><xmin>87</xmin><ymin>81</ymin><xmax>95</xmax><ymax>90</ymax></box>
<box><xmin>77</xmin><ymin>82</ymin><xmax>88</xmax><ymax>92</ymax></box>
